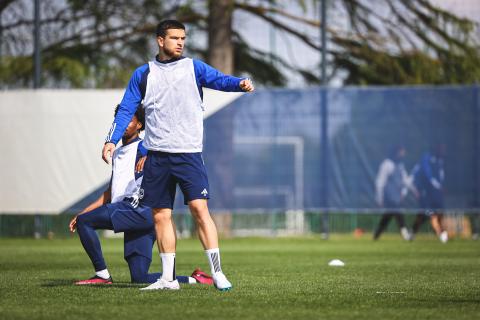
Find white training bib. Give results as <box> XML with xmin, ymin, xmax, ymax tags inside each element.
<box><xmin>110</xmin><ymin>140</ymin><xmax>143</xmax><ymax>203</ymax></box>
<box><xmin>142</xmin><ymin>57</ymin><xmax>204</xmax><ymax>152</ymax></box>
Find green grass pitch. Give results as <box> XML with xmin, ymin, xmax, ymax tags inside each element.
<box><xmin>0</xmin><ymin>235</ymin><xmax>479</xmax><ymax>320</ymax></box>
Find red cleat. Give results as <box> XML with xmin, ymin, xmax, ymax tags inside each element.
<box><xmin>74</xmin><ymin>275</ymin><xmax>113</xmax><ymax>285</ymax></box>
<box><xmin>191</xmin><ymin>268</ymin><xmax>213</xmax><ymax>285</ymax></box>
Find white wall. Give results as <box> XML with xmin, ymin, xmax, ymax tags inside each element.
<box><xmin>0</xmin><ymin>89</ymin><xmax>243</xmax><ymax>214</ymax></box>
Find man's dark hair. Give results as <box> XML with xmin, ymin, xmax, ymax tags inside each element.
<box><xmin>114</xmin><ymin>104</ymin><xmax>145</xmax><ymax>131</ymax></box>
<box><xmin>156</xmin><ymin>19</ymin><xmax>185</xmax><ymax>37</ymax></box>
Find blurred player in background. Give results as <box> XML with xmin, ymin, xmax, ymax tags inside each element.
<box><xmin>70</xmin><ymin>105</ymin><xmax>212</xmax><ymax>285</ymax></box>
<box><xmin>102</xmin><ymin>20</ymin><xmax>254</xmax><ymax>291</ymax></box>
<box><xmin>373</xmin><ymin>145</ymin><xmax>417</xmax><ymax>240</ymax></box>
<box><xmin>468</xmin><ymin>213</ymin><xmax>479</xmax><ymax>240</ymax></box>
<box><xmin>411</xmin><ymin>144</ymin><xmax>448</xmax><ymax>243</ymax></box>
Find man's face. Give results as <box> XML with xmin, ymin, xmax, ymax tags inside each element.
<box><xmin>123</xmin><ymin>115</ymin><xmax>141</xmax><ymax>140</ymax></box>
<box><xmin>158</xmin><ymin>28</ymin><xmax>186</xmax><ymax>58</ymax></box>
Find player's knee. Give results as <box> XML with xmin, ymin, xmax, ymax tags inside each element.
<box><xmin>153</xmin><ymin>213</ymin><xmax>172</xmax><ymax>224</ymax></box>
<box><xmin>153</xmin><ymin>214</ymin><xmax>171</xmax><ymax>225</ymax></box>
<box><xmin>127</xmin><ymin>256</ymin><xmax>150</xmax><ymax>283</ymax></box>
<box><xmin>152</xmin><ymin>209</ymin><xmax>171</xmax><ymax>224</ymax></box>
<box><xmin>76</xmin><ymin>214</ymin><xmax>88</xmax><ymax>228</ymax></box>
<box><xmin>189</xmin><ymin>199</ymin><xmax>208</xmax><ymax>212</ymax></box>
<box><xmin>189</xmin><ymin>200</ymin><xmax>208</xmax><ymax>216</ymax></box>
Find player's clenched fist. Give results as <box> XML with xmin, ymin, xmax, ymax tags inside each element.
<box><xmin>240</xmin><ymin>79</ymin><xmax>255</xmax><ymax>92</ymax></box>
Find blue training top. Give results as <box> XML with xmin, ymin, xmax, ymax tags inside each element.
<box><xmin>105</xmin><ymin>56</ymin><xmax>244</xmax><ymax>145</ymax></box>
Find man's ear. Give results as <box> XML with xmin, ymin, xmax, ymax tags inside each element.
<box><xmin>136</xmin><ymin>122</ymin><xmax>142</xmax><ymax>131</ymax></box>
<box><xmin>157</xmin><ymin>36</ymin><xmax>164</xmax><ymax>48</ymax></box>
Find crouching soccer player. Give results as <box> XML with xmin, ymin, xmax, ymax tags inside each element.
<box><xmin>69</xmin><ymin>105</ymin><xmax>212</xmax><ymax>285</ymax></box>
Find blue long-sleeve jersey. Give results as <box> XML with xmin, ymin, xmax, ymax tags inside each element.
<box><xmin>412</xmin><ymin>152</ymin><xmax>445</xmax><ymax>191</ymax></box>
<box><xmin>105</xmin><ymin>57</ymin><xmax>244</xmax><ymax>145</ymax></box>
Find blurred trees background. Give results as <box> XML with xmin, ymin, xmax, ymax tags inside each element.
<box><xmin>0</xmin><ymin>0</ymin><xmax>479</xmax><ymax>88</ymax></box>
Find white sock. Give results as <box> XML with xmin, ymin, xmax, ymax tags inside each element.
<box><xmin>205</xmin><ymin>248</ymin><xmax>222</xmax><ymax>275</ymax></box>
<box><xmin>188</xmin><ymin>277</ymin><xmax>197</xmax><ymax>284</ymax></box>
<box><xmin>95</xmin><ymin>269</ymin><xmax>110</xmax><ymax>279</ymax></box>
<box><xmin>160</xmin><ymin>253</ymin><xmax>176</xmax><ymax>281</ymax></box>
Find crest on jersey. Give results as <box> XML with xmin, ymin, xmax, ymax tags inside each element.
<box><xmin>139</xmin><ymin>188</ymin><xmax>144</xmax><ymax>199</ymax></box>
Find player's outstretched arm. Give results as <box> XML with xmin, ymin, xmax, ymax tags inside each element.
<box><xmin>193</xmin><ymin>59</ymin><xmax>254</xmax><ymax>93</ymax></box>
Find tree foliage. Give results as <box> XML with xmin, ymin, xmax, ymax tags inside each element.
<box><xmin>330</xmin><ymin>0</ymin><xmax>480</xmax><ymax>84</ymax></box>
<box><xmin>1</xmin><ymin>0</ymin><xmax>169</xmax><ymax>88</ymax></box>
<box><xmin>0</xmin><ymin>0</ymin><xmax>479</xmax><ymax>88</ymax></box>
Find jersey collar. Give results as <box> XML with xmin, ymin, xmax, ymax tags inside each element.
<box><xmin>155</xmin><ymin>55</ymin><xmax>186</xmax><ymax>64</ymax></box>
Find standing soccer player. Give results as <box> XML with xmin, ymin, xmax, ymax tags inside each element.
<box><xmin>373</xmin><ymin>145</ymin><xmax>417</xmax><ymax>240</ymax></box>
<box><xmin>102</xmin><ymin>20</ymin><xmax>254</xmax><ymax>291</ymax></box>
<box><xmin>411</xmin><ymin>144</ymin><xmax>448</xmax><ymax>243</ymax></box>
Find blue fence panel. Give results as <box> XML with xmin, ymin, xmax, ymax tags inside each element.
<box><xmin>198</xmin><ymin>85</ymin><xmax>479</xmax><ymax>212</ymax></box>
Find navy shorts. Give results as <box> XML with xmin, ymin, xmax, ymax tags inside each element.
<box><xmin>104</xmin><ymin>201</ymin><xmax>155</xmax><ymax>259</ymax></box>
<box><xmin>383</xmin><ymin>198</ymin><xmax>401</xmax><ymax>210</ymax></box>
<box><xmin>419</xmin><ymin>190</ymin><xmax>444</xmax><ymax>214</ymax></box>
<box><xmin>140</xmin><ymin>151</ymin><xmax>210</xmax><ymax>209</ymax></box>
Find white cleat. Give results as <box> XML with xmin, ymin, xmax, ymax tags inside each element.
<box><xmin>140</xmin><ymin>278</ymin><xmax>180</xmax><ymax>291</ymax></box>
<box><xmin>439</xmin><ymin>231</ymin><xmax>448</xmax><ymax>243</ymax></box>
<box><xmin>400</xmin><ymin>227</ymin><xmax>412</xmax><ymax>241</ymax></box>
<box><xmin>213</xmin><ymin>272</ymin><xmax>232</xmax><ymax>291</ymax></box>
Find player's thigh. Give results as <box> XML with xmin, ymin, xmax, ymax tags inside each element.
<box><xmin>423</xmin><ymin>192</ymin><xmax>444</xmax><ymax>215</ymax></box>
<box><xmin>430</xmin><ymin>191</ymin><xmax>444</xmax><ymax>210</ymax></box>
<box><xmin>77</xmin><ymin>204</ymin><xmax>115</xmax><ymax>230</ymax></box>
<box><xmin>111</xmin><ymin>202</ymin><xmax>154</xmax><ymax>233</ymax></box>
<box><xmin>141</xmin><ymin>151</ymin><xmax>176</xmax><ymax>209</ymax></box>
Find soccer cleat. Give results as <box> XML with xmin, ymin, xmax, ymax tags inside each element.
<box><xmin>400</xmin><ymin>227</ymin><xmax>412</xmax><ymax>241</ymax></box>
<box><xmin>213</xmin><ymin>272</ymin><xmax>232</xmax><ymax>291</ymax></box>
<box><xmin>191</xmin><ymin>268</ymin><xmax>214</xmax><ymax>285</ymax></box>
<box><xmin>75</xmin><ymin>275</ymin><xmax>113</xmax><ymax>285</ymax></box>
<box><xmin>140</xmin><ymin>278</ymin><xmax>180</xmax><ymax>290</ymax></box>
<box><xmin>439</xmin><ymin>230</ymin><xmax>448</xmax><ymax>243</ymax></box>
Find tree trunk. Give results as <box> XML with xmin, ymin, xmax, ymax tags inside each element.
<box><xmin>207</xmin><ymin>0</ymin><xmax>234</xmax><ymax>73</ymax></box>
<box><xmin>205</xmin><ymin>0</ymin><xmax>235</xmax><ymax>236</ymax></box>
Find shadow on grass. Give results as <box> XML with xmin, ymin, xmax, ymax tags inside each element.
<box><xmin>41</xmin><ymin>279</ymin><xmax>142</xmax><ymax>289</ymax></box>
<box><xmin>414</xmin><ymin>298</ymin><xmax>480</xmax><ymax>304</ymax></box>
<box><xmin>436</xmin><ymin>299</ymin><xmax>480</xmax><ymax>304</ymax></box>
